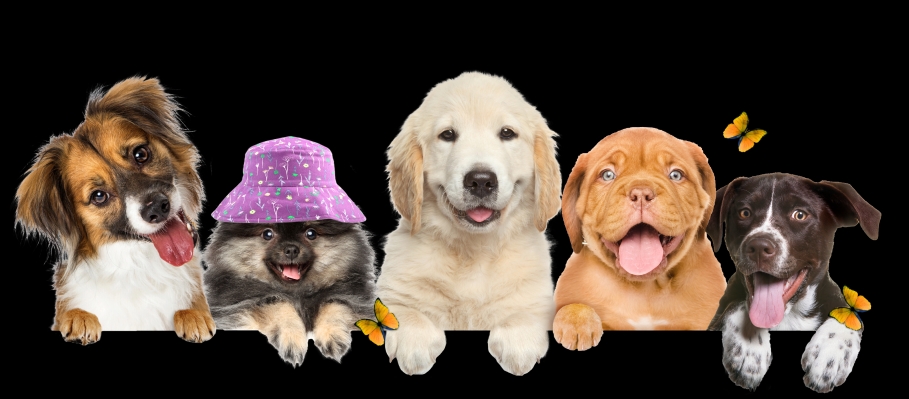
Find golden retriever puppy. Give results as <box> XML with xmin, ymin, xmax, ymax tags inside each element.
<box><xmin>377</xmin><ymin>71</ymin><xmax>562</xmax><ymax>375</ymax></box>
<box><xmin>553</xmin><ymin>128</ymin><xmax>726</xmax><ymax>350</ymax></box>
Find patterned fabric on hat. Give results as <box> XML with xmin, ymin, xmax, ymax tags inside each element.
<box><xmin>211</xmin><ymin>136</ymin><xmax>366</xmax><ymax>224</ymax></box>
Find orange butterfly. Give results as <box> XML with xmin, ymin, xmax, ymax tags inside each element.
<box><xmin>355</xmin><ymin>298</ymin><xmax>399</xmax><ymax>346</ymax></box>
<box><xmin>723</xmin><ymin>111</ymin><xmax>768</xmax><ymax>152</ymax></box>
<box><xmin>829</xmin><ymin>286</ymin><xmax>871</xmax><ymax>331</ymax></box>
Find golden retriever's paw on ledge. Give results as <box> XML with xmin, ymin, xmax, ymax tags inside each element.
<box><xmin>385</xmin><ymin>321</ymin><xmax>446</xmax><ymax>375</ymax></box>
<box><xmin>488</xmin><ymin>324</ymin><xmax>549</xmax><ymax>376</ymax></box>
<box><xmin>58</xmin><ymin>308</ymin><xmax>102</xmax><ymax>345</ymax></box>
<box><xmin>553</xmin><ymin>303</ymin><xmax>603</xmax><ymax>351</ymax></box>
<box><xmin>174</xmin><ymin>309</ymin><xmax>215</xmax><ymax>343</ymax></box>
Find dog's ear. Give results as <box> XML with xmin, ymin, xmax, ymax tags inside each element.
<box><xmin>386</xmin><ymin>114</ymin><xmax>424</xmax><ymax>234</ymax></box>
<box><xmin>533</xmin><ymin>122</ymin><xmax>562</xmax><ymax>232</ymax></box>
<box><xmin>707</xmin><ymin>177</ymin><xmax>748</xmax><ymax>253</ymax></box>
<box><xmin>686</xmin><ymin>141</ymin><xmax>716</xmax><ymax>237</ymax></box>
<box><xmin>814</xmin><ymin>181</ymin><xmax>881</xmax><ymax>240</ymax></box>
<box><xmin>86</xmin><ymin>76</ymin><xmax>204</xmax><ymax>219</ymax></box>
<box><xmin>15</xmin><ymin>135</ymin><xmax>83</xmax><ymax>257</ymax></box>
<box><xmin>562</xmin><ymin>153</ymin><xmax>588</xmax><ymax>253</ymax></box>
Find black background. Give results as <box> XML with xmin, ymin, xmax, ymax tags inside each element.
<box><xmin>10</xmin><ymin>28</ymin><xmax>894</xmax><ymax>393</ymax></box>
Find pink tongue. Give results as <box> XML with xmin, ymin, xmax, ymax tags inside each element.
<box><xmin>749</xmin><ymin>273</ymin><xmax>786</xmax><ymax>328</ymax></box>
<box><xmin>617</xmin><ymin>224</ymin><xmax>664</xmax><ymax>275</ymax></box>
<box><xmin>466</xmin><ymin>207</ymin><xmax>494</xmax><ymax>222</ymax></box>
<box><xmin>148</xmin><ymin>217</ymin><xmax>194</xmax><ymax>267</ymax></box>
<box><xmin>282</xmin><ymin>265</ymin><xmax>301</xmax><ymax>280</ymax></box>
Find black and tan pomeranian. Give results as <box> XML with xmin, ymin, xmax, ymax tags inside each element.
<box><xmin>203</xmin><ymin>220</ymin><xmax>377</xmax><ymax>366</ymax></box>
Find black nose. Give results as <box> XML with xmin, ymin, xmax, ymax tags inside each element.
<box><xmin>745</xmin><ymin>237</ymin><xmax>777</xmax><ymax>263</ymax></box>
<box><xmin>284</xmin><ymin>245</ymin><xmax>300</xmax><ymax>259</ymax></box>
<box><xmin>141</xmin><ymin>193</ymin><xmax>170</xmax><ymax>223</ymax></box>
<box><xmin>463</xmin><ymin>170</ymin><xmax>498</xmax><ymax>198</ymax></box>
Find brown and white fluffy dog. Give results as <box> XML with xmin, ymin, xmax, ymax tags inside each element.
<box><xmin>377</xmin><ymin>72</ymin><xmax>562</xmax><ymax>375</ymax></box>
<box><xmin>553</xmin><ymin>127</ymin><xmax>726</xmax><ymax>349</ymax></box>
<box><xmin>14</xmin><ymin>77</ymin><xmax>215</xmax><ymax>344</ymax></box>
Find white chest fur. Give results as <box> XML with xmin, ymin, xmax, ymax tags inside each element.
<box><xmin>59</xmin><ymin>241</ymin><xmax>199</xmax><ymax>330</ymax></box>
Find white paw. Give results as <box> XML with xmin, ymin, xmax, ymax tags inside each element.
<box><xmin>266</xmin><ymin>326</ymin><xmax>309</xmax><ymax>367</ymax></box>
<box><xmin>721</xmin><ymin>305</ymin><xmax>772</xmax><ymax>390</ymax></box>
<box><xmin>802</xmin><ymin>318</ymin><xmax>861</xmax><ymax>393</ymax></box>
<box><xmin>385</xmin><ymin>317</ymin><xmax>446</xmax><ymax>375</ymax></box>
<box><xmin>488</xmin><ymin>323</ymin><xmax>549</xmax><ymax>376</ymax></box>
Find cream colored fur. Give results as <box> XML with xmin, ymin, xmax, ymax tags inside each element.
<box><xmin>378</xmin><ymin>71</ymin><xmax>561</xmax><ymax>376</ymax></box>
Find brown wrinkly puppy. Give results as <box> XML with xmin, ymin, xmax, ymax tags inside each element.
<box><xmin>553</xmin><ymin>127</ymin><xmax>726</xmax><ymax>349</ymax></box>
<box><xmin>15</xmin><ymin>77</ymin><xmax>214</xmax><ymax>344</ymax></box>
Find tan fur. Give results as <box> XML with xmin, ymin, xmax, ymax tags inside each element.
<box><xmin>533</xmin><ymin>125</ymin><xmax>562</xmax><ymax>231</ymax></box>
<box><xmin>245</xmin><ymin>302</ymin><xmax>309</xmax><ymax>366</ymax></box>
<box><xmin>553</xmin><ymin>128</ymin><xmax>726</xmax><ymax>348</ymax></box>
<box><xmin>16</xmin><ymin>77</ymin><xmax>213</xmax><ymax>342</ymax></box>
<box><xmin>313</xmin><ymin>303</ymin><xmax>355</xmax><ymax>362</ymax></box>
<box><xmin>387</xmin><ymin>116</ymin><xmax>424</xmax><ymax>234</ymax></box>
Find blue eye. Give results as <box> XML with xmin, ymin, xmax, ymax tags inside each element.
<box><xmin>305</xmin><ymin>228</ymin><xmax>318</xmax><ymax>240</ymax></box>
<box><xmin>669</xmin><ymin>170</ymin><xmax>683</xmax><ymax>181</ymax></box>
<box><xmin>262</xmin><ymin>229</ymin><xmax>274</xmax><ymax>240</ymax></box>
<box><xmin>601</xmin><ymin>170</ymin><xmax>616</xmax><ymax>181</ymax></box>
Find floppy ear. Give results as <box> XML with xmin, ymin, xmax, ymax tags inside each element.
<box><xmin>533</xmin><ymin>123</ymin><xmax>562</xmax><ymax>232</ymax></box>
<box><xmin>562</xmin><ymin>153</ymin><xmax>588</xmax><ymax>253</ymax></box>
<box><xmin>87</xmin><ymin>76</ymin><xmax>204</xmax><ymax>219</ymax></box>
<box><xmin>15</xmin><ymin>135</ymin><xmax>82</xmax><ymax>258</ymax></box>
<box><xmin>707</xmin><ymin>177</ymin><xmax>748</xmax><ymax>253</ymax></box>
<box><xmin>686</xmin><ymin>141</ymin><xmax>716</xmax><ymax>237</ymax></box>
<box><xmin>814</xmin><ymin>181</ymin><xmax>881</xmax><ymax>240</ymax></box>
<box><xmin>386</xmin><ymin>114</ymin><xmax>424</xmax><ymax>234</ymax></box>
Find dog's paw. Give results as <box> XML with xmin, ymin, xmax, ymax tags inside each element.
<box><xmin>266</xmin><ymin>325</ymin><xmax>309</xmax><ymax>367</ymax></box>
<box><xmin>384</xmin><ymin>315</ymin><xmax>446</xmax><ymax>375</ymax></box>
<box><xmin>174</xmin><ymin>309</ymin><xmax>216</xmax><ymax>343</ymax></box>
<box><xmin>721</xmin><ymin>307</ymin><xmax>772</xmax><ymax>390</ymax></box>
<box><xmin>58</xmin><ymin>308</ymin><xmax>102</xmax><ymax>345</ymax></box>
<box><xmin>488</xmin><ymin>323</ymin><xmax>549</xmax><ymax>376</ymax></box>
<box><xmin>801</xmin><ymin>318</ymin><xmax>861</xmax><ymax>393</ymax></box>
<box><xmin>553</xmin><ymin>303</ymin><xmax>603</xmax><ymax>351</ymax></box>
<box><xmin>314</xmin><ymin>323</ymin><xmax>352</xmax><ymax>363</ymax></box>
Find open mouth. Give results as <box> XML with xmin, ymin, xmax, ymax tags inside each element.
<box><xmin>745</xmin><ymin>268</ymin><xmax>810</xmax><ymax>328</ymax></box>
<box><xmin>441</xmin><ymin>189</ymin><xmax>502</xmax><ymax>227</ymax></box>
<box><xmin>266</xmin><ymin>260</ymin><xmax>312</xmax><ymax>282</ymax></box>
<box><xmin>600</xmin><ymin>223</ymin><xmax>684</xmax><ymax>277</ymax></box>
<box><xmin>128</xmin><ymin>210</ymin><xmax>198</xmax><ymax>267</ymax></box>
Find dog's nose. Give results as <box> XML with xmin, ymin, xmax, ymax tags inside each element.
<box><xmin>284</xmin><ymin>245</ymin><xmax>300</xmax><ymax>259</ymax></box>
<box><xmin>141</xmin><ymin>193</ymin><xmax>170</xmax><ymax>223</ymax></box>
<box><xmin>745</xmin><ymin>238</ymin><xmax>777</xmax><ymax>263</ymax></box>
<box><xmin>464</xmin><ymin>170</ymin><xmax>498</xmax><ymax>198</ymax></box>
<box><xmin>628</xmin><ymin>186</ymin><xmax>655</xmax><ymax>209</ymax></box>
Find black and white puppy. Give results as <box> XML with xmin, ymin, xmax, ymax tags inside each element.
<box><xmin>706</xmin><ymin>173</ymin><xmax>880</xmax><ymax>392</ymax></box>
<box><xmin>203</xmin><ymin>220</ymin><xmax>377</xmax><ymax>366</ymax></box>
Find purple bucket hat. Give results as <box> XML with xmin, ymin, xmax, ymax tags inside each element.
<box><xmin>211</xmin><ymin>137</ymin><xmax>366</xmax><ymax>224</ymax></box>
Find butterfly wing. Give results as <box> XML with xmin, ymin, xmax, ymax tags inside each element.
<box><xmin>744</xmin><ymin>129</ymin><xmax>767</xmax><ymax>143</ymax></box>
<box><xmin>853</xmin><ymin>295</ymin><xmax>871</xmax><ymax>312</ymax></box>
<box><xmin>381</xmin><ymin>312</ymin><xmax>399</xmax><ymax>330</ymax></box>
<box><xmin>368</xmin><ymin>326</ymin><xmax>385</xmax><ymax>346</ymax></box>
<box><xmin>842</xmin><ymin>286</ymin><xmax>859</xmax><ymax>308</ymax></box>
<box><xmin>844</xmin><ymin>311</ymin><xmax>863</xmax><ymax>331</ymax></box>
<box><xmin>724</xmin><ymin>112</ymin><xmax>749</xmax><ymax>138</ymax></box>
<box><xmin>355</xmin><ymin>319</ymin><xmax>379</xmax><ymax>336</ymax></box>
<box><xmin>738</xmin><ymin>137</ymin><xmax>756</xmax><ymax>152</ymax></box>
<box><xmin>829</xmin><ymin>307</ymin><xmax>852</xmax><ymax>324</ymax></box>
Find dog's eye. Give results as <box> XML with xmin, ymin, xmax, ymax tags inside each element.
<box><xmin>262</xmin><ymin>229</ymin><xmax>274</xmax><ymax>240</ymax></box>
<box><xmin>439</xmin><ymin>129</ymin><xmax>457</xmax><ymax>142</ymax></box>
<box><xmin>499</xmin><ymin>128</ymin><xmax>517</xmax><ymax>141</ymax></box>
<box><xmin>133</xmin><ymin>145</ymin><xmax>151</xmax><ymax>164</ymax></box>
<box><xmin>738</xmin><ymin>209</ymin><xmax>751</xmax><ymax>219</ymax></box>
<box><xmin>791</xmin><ymin>210</ymin><xmax>809</xmax><ymax>221</ymax></box>
<box><xmin>668</xmin><ymin>170</ymin><xmax>684</xmax><ymax>181</ymax></box>
<box><xmin>90</xmin><ymin>190</ymin><xmax>109</xmax><ymax>205</ymax></box>
<box><xmin>601</xmin><ymin>170</ymin><xmax>616</xmax><ymax>181</ymax></box>
<box><xmin>305</xmin><ymin>228</ymin><xmax>318</xmax><ymax>240</ymax></box>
